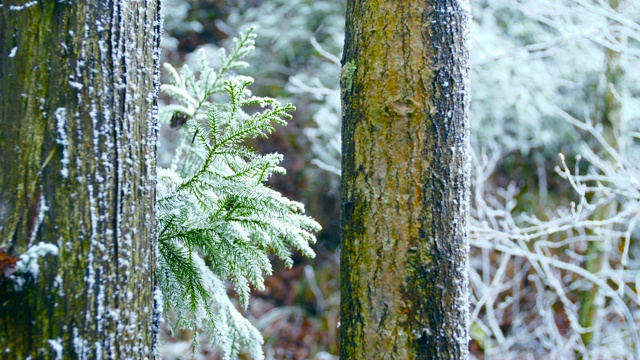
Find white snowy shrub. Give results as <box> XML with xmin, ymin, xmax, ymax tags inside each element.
<box><xmin>160</xmin><ymin>0</ymin><xmax>204</xmax><ymax>53</ymax></box>
<box><xmin>225</xmin><ymin>0</ymin><xmax>345</xmax><ymax>178</ymax></box>
<box><xmin>468</xmin><ymin>118</ymin><xmax>640</xmax><ymax>358</ymax></box>
<box><xmin>225</xmin><ymin>0</ymin><xmax>345</xmax><ymax>86</ymax></box>
<box><xmin>157</xmin><ymin>29</ymin><xmax>320</xmax><ymax>359</ymax></box>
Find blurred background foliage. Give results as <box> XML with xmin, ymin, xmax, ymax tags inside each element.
<box><xmin>159</xmin><ymin>0</ymin><xmax>640</xmax><ymax>358</ymax></box>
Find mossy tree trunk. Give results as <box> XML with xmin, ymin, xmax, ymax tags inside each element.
<box><xmin>0</xmin><ymin>1</ymin><xmax>161</xmax><ymax>358</ymax></box>
<box><xmin>578</xmin><ymin>0</ymin><xmax>623</xmax><ymax>351</ymax></box>
<box><xmin>340</xmin><ymin>0</ymin><xmax>471</xmax><ymax>358</ymax></box>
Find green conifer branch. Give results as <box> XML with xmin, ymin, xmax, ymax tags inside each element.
<box><xmin>156</xmin><ymin>28</ymin><xmax>320</xmax><ymax>359</ymax></box>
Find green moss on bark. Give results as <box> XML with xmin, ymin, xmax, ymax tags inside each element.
<box><xmin>341</xmin><ymin>1</ymin><xmax>471</xmax><ymax>358</ymax></box>
<box><xmin>0</xmin><ymin>1</ymin><xmax>161</xmax><ymax>358</ymax></box>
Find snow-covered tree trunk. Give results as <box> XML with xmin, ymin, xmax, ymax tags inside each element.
<box><xmin>340</xmin><ymin>0</ymin><xmax>471</xmax><ymax>358</ymax></box>
<box><xmin>0</xmin><ymin>1</ymin><xmax>161</xmax><ymax>358</ymax></box>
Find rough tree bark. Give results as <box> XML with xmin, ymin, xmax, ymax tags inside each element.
<box><xmin>0</xmin><ymin>1</ymin><xmax>161</xmax><ymax>358</ymax></box>
<box><xmin>340</xmin><ymin>1</ymin><xmax>471</xmax><ymax>358</ymax></box>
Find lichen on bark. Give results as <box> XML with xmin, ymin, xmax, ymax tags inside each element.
<box><xmin>0</xmin><ymin>0</ymin><xmax>161</xmax><ymax>358</ymax></box>
<box><xmin>340</xmin><ymin>1</ymin><xmax>471</xmax><ymax>358</ymax></box>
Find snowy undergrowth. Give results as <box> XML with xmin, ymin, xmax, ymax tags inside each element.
<box><xmin>157</xmin><ymin>29</ymin><xmax>320</xmax><ymax>359</ymax></box>
<box><xmin>468</xmin><ymin>128</ymin><xmax>640</xmax><ymax>358</ymax></box>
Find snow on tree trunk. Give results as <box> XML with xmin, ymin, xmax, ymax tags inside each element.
<box><xmin>0</xmin><ymin>1</ymin><xmax>161</xmax><ymax>358</ymax></box>
<box><xmin>340</xmin><ymin>0</ymin><xmax>471</xmax><ymax>358</ymax></box>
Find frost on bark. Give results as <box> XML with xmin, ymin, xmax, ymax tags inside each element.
<box><xmin>340</xmin><ymin>1</ymin><xmax>471</xmax><ymax>358</ymax></box>
<box><xmin>0</xmin><ymin>1</ymin><xmax>161</xmax><ymax>358</ymax></box>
